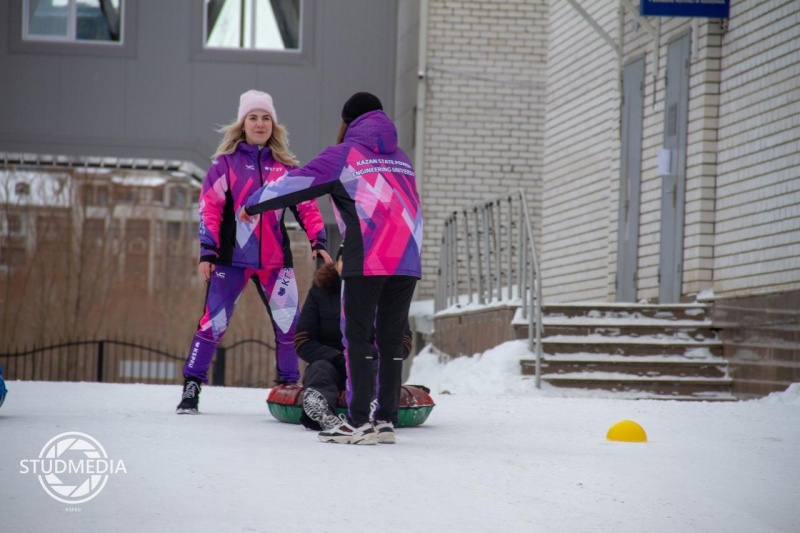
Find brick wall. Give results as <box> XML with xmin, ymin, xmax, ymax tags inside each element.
<box><xmin>418</xmin><ymin>0</ymin><xmax>548</xmax><ymax>298</ymax></box>
<box><xmin>420</xmin><ymin>1</ymin><xmax>798</xmax><ymax>304</ymax></box>
<box><xmin>542</xmin><ymin>1</ymin><xmax>798</xmax><ymax>303</ymax></box>
<box><xmin>433</xmin><ymin>306</ymin><xmax>517</xmax><ymax>357</ymax></box>
<box><xmin>714</xmin><ymin>0</ymin><xmax>800</xmax><ymax>298</ymax></box>
<box><xmin>542</xmin><ymin>0</ymin><xmax>620</xmax><ymax>303</ymax></box>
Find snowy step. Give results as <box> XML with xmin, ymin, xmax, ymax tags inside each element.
<box><xmin>539</xmin><ymin>320</ymin><xmax>719</xmax><ymax>341</ymax></box>
<box><xmin>541</xmin><ymin>336</ymin><xmax>723</xmax><ymax>357</ymax></box>
<box><xmin>522</xmin><ymin>358</ymin><xmax>728</xmax><ymax>379</ymax></box>
<box><xmin>535</xmin><ymin>387</ymin><xmax>737</xmax><ymax>402</ymax></box>
<box><xmin>514</xmin><ymin>302</ymin><xmax>730</xmax><ymax>398</ymax></box>
<box><xmin>542</xmin><ymin>303</ymin><xmax>709</xmax><ymax>322</ymax></box>
<box><xmin>541</xmin><ymin>373</ymin><xmax>733</xmax><ymax>396</ymax></box>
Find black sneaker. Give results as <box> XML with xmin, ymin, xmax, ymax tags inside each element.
<box><xmin>303</xmin><ymin>389</ymin><xmax>340</xmax><ymax>431</ymax></box>
<box><xmin>176</xmin><ymin>377</ymin><xmax>201</xmax><ymax>414</ymax></box>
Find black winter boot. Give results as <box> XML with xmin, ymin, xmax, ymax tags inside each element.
<box><xmin>176</xmin><ymin>377</ymin><xmax>202</xmax><ymax>414</ymax></box>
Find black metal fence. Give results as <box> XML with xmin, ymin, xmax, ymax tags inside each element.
<box><xmin>0</xmin><ymin>337</ymin><xmax>277</xmax><ymax>388</ymax></box>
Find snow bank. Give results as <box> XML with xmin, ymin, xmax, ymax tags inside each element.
<box><xmin>407</xmin><ymin>341</ymin><xmax>537</xmax><ymax>396</ymax></box>
<box><xmin>759</xmin><ymin>383</ymin><xmax>800</xmax><ymax>405</ymax></box>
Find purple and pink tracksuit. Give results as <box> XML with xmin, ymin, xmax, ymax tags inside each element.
<box><xmin>184</xmin><ymin>142</ymin><xmax>327</xmax><ymax>384</ymax></box>
<box><xmin>244</xmin><ymin>110</ymin><xmax>423</xmax><ymax>425</ymax></box>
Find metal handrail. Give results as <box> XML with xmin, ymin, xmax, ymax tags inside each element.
<box><xmin>435</xmin><ymin>189</ymin><xmax>543</xmax><ymax>387</ymax></box>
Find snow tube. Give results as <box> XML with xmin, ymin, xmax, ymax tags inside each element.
<box><xmin>267</xmin><ymin>384</ymin><xmax>435</xmax><ymax>427</ymax></box>
<box><xmin>0</xmin><ymin>365</ymin><xmax>7</xmax><ymax>409</ymax></box>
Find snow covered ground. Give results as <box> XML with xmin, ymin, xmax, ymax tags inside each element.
<box><xmin>2</xmin><ymin>342</ymin><xmax>799</xmax><ymax>533</ymax></box>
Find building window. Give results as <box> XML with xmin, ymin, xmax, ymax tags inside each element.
<box><xmin>170</xmin><ymin>188</ymin><xmax>186</xmax><ymax>208</ymax></box>
<box><xmin>82</xmin><ymin>184</ymin><xmax>94</xmax><ymax>205</ymax></box>
<box><xmin>23</xmin><ymin>0</ymin><xmax>122</xmax><ymax>44</ymax></box>
<box><xmin>116</xmin><ymin>186</ymin><xmax>135</xmax><ymax>204</ymax></box>
<box><xmin>96</xmin><ymin>186</ymin><xmax>109</xmax><ymax>205</ymax></box>
<box><xmin>167</xmin><ymin>221</ymin><xmax>182</xmax><ymax>242</ymax></box>
<box><xmin>15</xmin><ymin>182</ymin><xmax>31</xmax><ymax>196</ymax></box>
<box><xmin>204</xmin><ymin>0</ymin><xmax>300</xmax><ymax>51</ymax></box>
<box><xmin>7</xmin><ymin>214</ymin><xmax>25</xmax><ymax>235</ymax></box>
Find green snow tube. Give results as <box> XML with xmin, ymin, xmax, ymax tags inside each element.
<box><xmin>267</xmin><ymin>383</ymin><xmax>435</xmax><ymax>427</ymax></box>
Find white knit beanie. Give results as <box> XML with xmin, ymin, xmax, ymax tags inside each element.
<box><xmin>237</xmin><ymin>90</ymin><xmax>277</xmax><ymax>123</ymax></box>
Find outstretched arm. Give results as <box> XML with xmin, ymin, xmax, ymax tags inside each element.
<box><xmin>243</xmin><ymin>146</ymin><xmax>344</xmax><ymax>216</ymax></box>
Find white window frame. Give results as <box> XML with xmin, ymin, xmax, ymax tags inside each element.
<box><xmin>21</xmin><ymin>0</ymin><xmax>124</xmax><ymax>46</ymax></box>
<box><xmin>203</xmin><ymin>0</ymin><xmax>302</xmax><ymax>52</ymax></box>
<box><xmin>191</xmin><ymin>0</ymin><xmax>314</xmax><ymax>66</ymax></box>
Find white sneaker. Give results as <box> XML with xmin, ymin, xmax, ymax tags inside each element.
<box><xmin>374</xmin><ymin>420</ymin><xmax>396</xmax><ymax>444</ymax></box>
<box><xmin>318</xmin><ymin>415</ymin><xmax>377</xmax><ymax>445</ymax></box>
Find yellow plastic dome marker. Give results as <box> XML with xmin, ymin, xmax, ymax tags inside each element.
<box><xmin>607</xmin><ymin>420</ymin><xmax>647</xmax><ymax>442</ymax></box>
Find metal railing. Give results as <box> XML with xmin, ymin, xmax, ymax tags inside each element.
<box><xmin>0</xmin><ymin>337</ymin><xmax>277</xmax><ymax>388</ymax></box>
<box><xmin>435</xmin><ymin>189</ymin><xmax>544</xmax><ymax>387</ymax></box>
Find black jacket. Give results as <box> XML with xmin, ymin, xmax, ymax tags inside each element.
<box><xmin>294</xmin><ymin>283</ymin><xmax>345</xmax><ymax>365</ymax></box>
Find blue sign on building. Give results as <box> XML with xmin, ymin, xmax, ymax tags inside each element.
<box><xmin>640</xmin><ymin>0</ymin><xmax>730</xmax><ymax>19</ymax></box>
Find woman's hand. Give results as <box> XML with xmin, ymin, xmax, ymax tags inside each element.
<box><xmin>199</xmin><ymin>262</ymin><xmax>215</xmax><ymax>282</ymax></box>
<box><xmin>239</xmin><ymin>207</ymin><xmax>257</xmax><ymax>224</ymax></box>
<box><xmin>313</xmin><ymin>248</ymin><xmax>333</xmax><ymax>265</ymax></box>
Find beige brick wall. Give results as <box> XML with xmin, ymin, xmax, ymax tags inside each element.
<box><xmin>714</xmin><ymin>0</ymin><xmax>800</xmax><ymax>298</ymax></box>
<box><xmin>420</xmin><ymin>0</ymin><xmax>798</xmax><ymax>304</ymax></box>
<box><xmin>542</xmin><ymin>0</ymin><xmax>798</xmax><ymax>303</ymax></box>
<box><xmin>418</xmin><ymin>0</ymin><xmax>548</xmax><ymax>298</ymax></box>
<box><xmin>542</xmin><ymin>0</ymin><xmax>620</xmax><ymax>303</ymax></box>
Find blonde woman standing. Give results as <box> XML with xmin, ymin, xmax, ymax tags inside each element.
<box><xmin>177</xmin><ymin>90</ymin><xmax>331</xmax><ymax>414</ymax></box>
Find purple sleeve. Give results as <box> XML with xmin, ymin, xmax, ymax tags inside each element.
<box><xmin>244</xmin><ymin>146</ymin><xmax>343</xmax><ymax>215</ymax></box>
<box><xmin>198</xmin><ymin>159</ymin><xmax>228</xmax><ymax>263</ymax></box>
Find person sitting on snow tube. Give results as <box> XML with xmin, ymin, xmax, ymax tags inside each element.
<box><xmin>294</xmin><ymin>249</ymin><xmax>412</xmax><ymax>434</ymax></box>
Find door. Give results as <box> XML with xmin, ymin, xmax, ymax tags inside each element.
<box><xmin>616</xmin><ymin>57</ymin><xmax>645</xmax><ymax>302</ymax></box>
<box><xmin>659</xmin><ymin>33</ymin><xmax>690</xmax><ymax>303</ymax></box>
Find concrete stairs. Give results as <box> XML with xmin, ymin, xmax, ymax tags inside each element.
<box><xmin>517</xmin><ymin>303</ymin><xmax>735</xmax><ymax>401</ymax></box>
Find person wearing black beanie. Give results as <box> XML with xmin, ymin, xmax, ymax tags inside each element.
<box><xmin>341</xmin><ymin>92</ymin><xmax>383</xmax><ymax>124</ymax></box>
<box><xmin>242</xmin><ymin>91</ymin><xmax>423</xmax><ymax>445</ymax></box>
<box><xmin>335</xmin><ymin>92</ymin><xmax>385</xmax><ymax>144</ymax></box>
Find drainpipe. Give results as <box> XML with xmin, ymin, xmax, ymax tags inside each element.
<box><xmin>414</xmin><ymin>0</ymin><xmax>429</xmax><ymax>199</ymax></box>
<box><xmin>407</xmin><ymin>0</ymin><xmax>430</xmax><ymax>353</ymax></box>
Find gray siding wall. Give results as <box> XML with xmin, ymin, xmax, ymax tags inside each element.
<box><xmin>0</xmin><ymin>0</ymin><xmax>401</xmax><ymax>175</ymax></box>
<box><xmin>394</xmin><ymin>0</ymin><xmax>420</xmax><ymax>164</ymax></box>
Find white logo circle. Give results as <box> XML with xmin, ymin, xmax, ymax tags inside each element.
<box><xmin>37</xmin><ymin>432</ymin><xmax>111</xmax><ymax>504</ymax></box>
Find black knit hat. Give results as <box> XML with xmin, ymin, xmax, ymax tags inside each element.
<box><xmin>341</xmin><ymin>92</ymin><xmax>383</xmax><ymax>125</ymax></box>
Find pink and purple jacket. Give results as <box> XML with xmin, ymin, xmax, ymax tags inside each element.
<box><xmin>244</xmin><ymin>110</ymin><xmax>422</xmax><ymax>279</ymax></box>
<box><xmin>198</xmin><ymin>142</ymin><xmax>326</xmax><ymax>269</ymax></box>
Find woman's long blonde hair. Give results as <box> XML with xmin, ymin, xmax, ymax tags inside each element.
<box><xmin>212</xmin><ymin>116</ymin><xmax>299</xmax><ymax>166</ymax></box>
